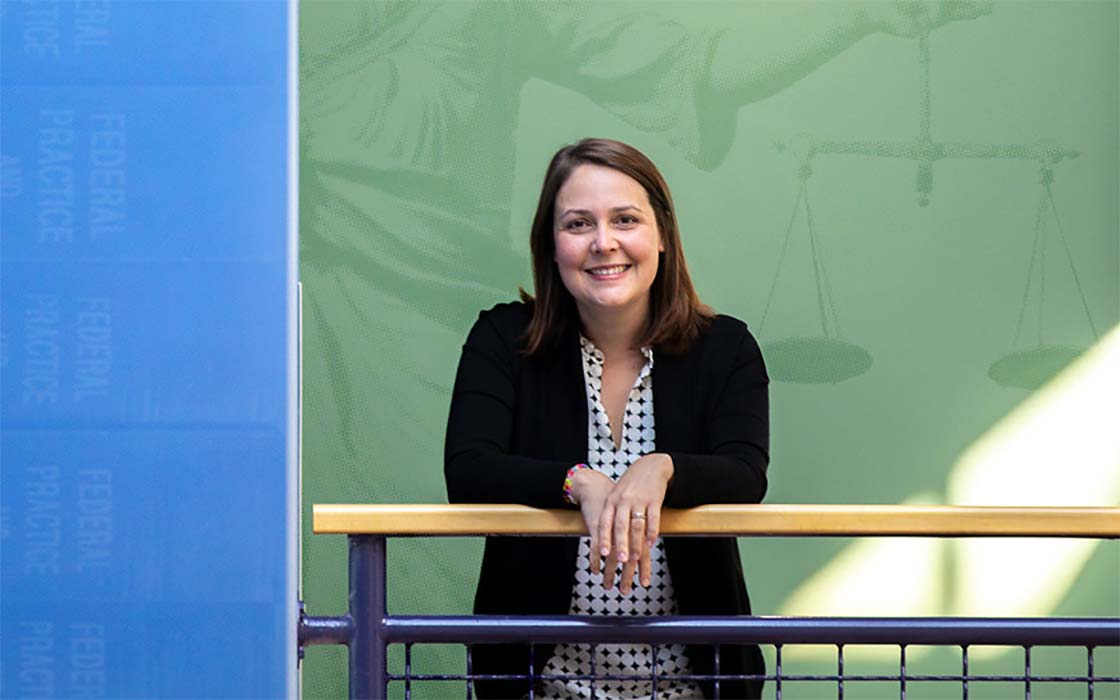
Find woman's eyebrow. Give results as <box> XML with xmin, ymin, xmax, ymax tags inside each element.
<box><xmin>558</xmin><ymin>204</ymin><xmax>644</xmax><ymax>218</ymax></box>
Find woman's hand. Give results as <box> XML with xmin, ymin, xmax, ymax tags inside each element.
<box><xmin>569</xmin><ymin>467</ymin><xmax>614</xmax><ymax>575</ymax></box>
<box><xmin>597</xmin><ymin>453</ymin><xmax>673</xmax><ymax>595</ymax></box>
<box><xmin>861</xmin><ymin>1</ymin><xmax>993</xmax><ymax>38</ymax></box>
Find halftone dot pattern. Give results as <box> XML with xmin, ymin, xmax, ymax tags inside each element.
<box><xmin>538</xmin><ymin>337</ymin><xmax>701</xmax><ymax>700</ymax></box>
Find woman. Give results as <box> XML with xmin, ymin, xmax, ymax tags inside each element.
<box><xmin>445</xmin><ymin>138</ymin><xmax>769</xmax><ymax>699</ymax></box>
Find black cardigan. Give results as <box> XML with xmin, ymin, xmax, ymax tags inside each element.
<box><xmin>445</xmin><ymin>302</ymin><xmax>770</xmax><ymax>699</ymax></box>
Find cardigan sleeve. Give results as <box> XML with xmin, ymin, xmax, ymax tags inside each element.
<box><xmin>663</xmin><ymin>324</ymin><xmax>769</xmax><ymax>508</ymax></box>
<box><xmin>444</xmin><ymin>310</ymin><xmax>574</xmax><ymax>508</ymax></box>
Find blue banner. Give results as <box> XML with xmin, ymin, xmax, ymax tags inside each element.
<box><xmin>1</xmin><ymin>1</ymin><xmax>297</xmax><ymax>697</ymax></box>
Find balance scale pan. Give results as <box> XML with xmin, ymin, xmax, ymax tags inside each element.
<box><xmin>762</xmin><ymin>336</ymin><xmax>872</xmax><ymax>385</ymax></box>
<box><xmin>988</xmin><ymin>345</ymin><xmax>1084</xmax><ymax>390</ymax></box>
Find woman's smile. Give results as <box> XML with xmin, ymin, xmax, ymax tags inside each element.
<box><xmin>586</xmin><ymin>263</ymin><xmax>632</xmax><ymax>278</ymax></box>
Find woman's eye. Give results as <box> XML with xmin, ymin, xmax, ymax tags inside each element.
<box><xmin>617</xmin><ymin>215</ymin><xmax>637</xmax><ymax>225</ymax></box>
<box><xmin>566</xmin><ymin>219</ymin><xmax>589</xmax><ymax>230</ymax></box>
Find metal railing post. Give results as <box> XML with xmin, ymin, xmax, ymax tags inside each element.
<box><xmin>349</xmin><ymin>535</ymin><xmax>387</xmax><ymax>700</ymax></box>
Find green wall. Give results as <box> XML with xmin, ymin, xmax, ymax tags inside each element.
<box><xmin>298</xmin><ymin>2</ymin><xmax>1119</xmax><ymax>697</ymax></box>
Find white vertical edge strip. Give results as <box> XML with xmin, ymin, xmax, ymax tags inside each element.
<box><xmin>286</xmin><ymin>0</ymin><xmax>301</xmax><ymax>696</ymax></box>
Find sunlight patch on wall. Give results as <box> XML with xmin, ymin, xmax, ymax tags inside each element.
<box><xmin>949</xmin><ymin>323</ymin><xmax>1120</xmax><ymax>618</ymax></box>
<box><xmin>779</xmin><ymin>494</ymin><xmax>944</xmax><ymax>660</ymax></box>
<box><xmin>778</xmin><ymin>326</ymin><xmax>1120</xmax><ymax>661</ymax></box>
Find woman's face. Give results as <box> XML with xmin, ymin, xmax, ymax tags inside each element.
<box><xmin>553</xmin><ymin>164</ymin><xmax>663</xmax><ymax>323</ymax></box>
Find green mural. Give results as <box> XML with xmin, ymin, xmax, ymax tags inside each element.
<box><xmin>299</xmin><ymin>2</ymin><xmax>1119</xmax><ymax>697</ymax></box>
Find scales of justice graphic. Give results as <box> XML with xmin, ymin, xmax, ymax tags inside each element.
<box><xmin>758</xmin><ymin>28</ymin><xmax>1099</xmax><ymax>389</ymax></box>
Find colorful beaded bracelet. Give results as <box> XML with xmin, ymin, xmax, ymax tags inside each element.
<box><xmin>562</xmin><ymin>463</ymin><xmax>590</xmax><ymax>505</ymax></box>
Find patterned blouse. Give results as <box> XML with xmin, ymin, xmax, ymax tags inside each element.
<box><xmin>537</xmin><ymin>336</ymin><xmax>702</xmax><ymax>699</ymax></box>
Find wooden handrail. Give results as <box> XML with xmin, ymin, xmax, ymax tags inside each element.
<box><xmin>313</xmin><ymin>504</ymin><xmax>1120</xmax><ymax>538</ymax></box>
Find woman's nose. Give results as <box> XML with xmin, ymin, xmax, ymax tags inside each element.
<box><xmin>591</xmin><ymin>224</ymin><xmax>617</xmax><ymax>253</ymax></box>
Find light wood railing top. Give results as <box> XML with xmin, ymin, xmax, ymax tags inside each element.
<box><xmin>313</xmin><ymin>504</ymin><xmax>1120</xmax><ymax>538</ymax></box>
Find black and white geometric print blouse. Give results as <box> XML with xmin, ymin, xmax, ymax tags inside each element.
<box><xmin>537</xmin><ymin>336</ymin><xmax>703</xmax><ymax>700</ymax></box>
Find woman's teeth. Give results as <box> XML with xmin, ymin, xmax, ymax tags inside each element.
<box><xmin>589</xmin><ymin>265</ymin><xmax>629</xmax><ymax>276</ymax></box>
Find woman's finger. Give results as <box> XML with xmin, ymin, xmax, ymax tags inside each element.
<box><xmin>589</xmin><ymin>528</ymin><xmax>601</xmax><ymax>575</ymax></box>
<box><xmin>598</xmin><ymin>502</ymin><xmax>615</xmax><ymax>561</ymax></box>
<box><xmin>619</xmin><ymin>556</ymin><xmax>638</xmax><ymax>595</ymax></box>
<box><xmin>646</xmin><ymin>505</ymin><xmax>661</xmax><ymax>548</ymax></box>
<box><xmin>629</xmin><ymin>509</ymin><xmax>647</xmax><ymax>566</ymax></box>
<box><xmin>602</xmin><ymin>549</ymin><xmax>618</xmax><ymax>590</ymax></box>
<box><xmin>620</xmin><ymin>512</ymin><xmax>646</xmax><ymax>594</ymax></box>
<box><xmin>614</xmin><ymin>505</ymin><xmax>631</xmax><ymax>564</ymax></box>
<box><xmin>638</xmin><ymin>545</ymin><xmax>652</xmax><ymax>588</ymax></box>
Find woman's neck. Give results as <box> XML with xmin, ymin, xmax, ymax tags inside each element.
<box><xmin>578</xmin><ymin>301</ymin><xmax>649</xmax><ymax>356</ymax></box>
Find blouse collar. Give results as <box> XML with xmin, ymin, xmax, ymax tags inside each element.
<box><xmin>579</xmin><ymin>334</ymin><xmax>655</xmax><ymax>371</ymax></box>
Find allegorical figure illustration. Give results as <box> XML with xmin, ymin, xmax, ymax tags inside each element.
<box><xmin>299</xmin><ymin>1</ymin><xmax>990</xmax><ymax>455</ymax></box>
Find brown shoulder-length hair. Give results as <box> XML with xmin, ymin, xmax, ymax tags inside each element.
<box><xmin>520</xmin><ymin>137</ymin><xmax>713</xmax><ymax>355</ymax></box>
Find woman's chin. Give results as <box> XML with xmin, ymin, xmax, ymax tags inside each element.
<box><xmin>576</xmin><ymin>294</ymin><xmax>648</xmax><ymax>316</ymax></box>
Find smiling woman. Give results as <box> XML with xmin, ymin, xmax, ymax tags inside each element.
<box><xmin>444</xmin><ymin>138</ymin><xmax>771</xmax><ymax>700</ymax></box>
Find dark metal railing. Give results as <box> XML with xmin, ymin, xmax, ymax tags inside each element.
<box><xmin>299</xmin><ymin>504</ymin><xmax>1120</xmax><ymax>699</ymax></box>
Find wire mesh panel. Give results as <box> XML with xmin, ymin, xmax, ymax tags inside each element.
<box><xmin>385</xmin><ymin>641</ymin><xmax>1120</xmax><ymax>700</ymax></box>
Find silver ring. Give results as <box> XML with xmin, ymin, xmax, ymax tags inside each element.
<box><xmin>631</xmin><ymin>512</ymin><xmax>646</xmax><ymax>519</ymax></box>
